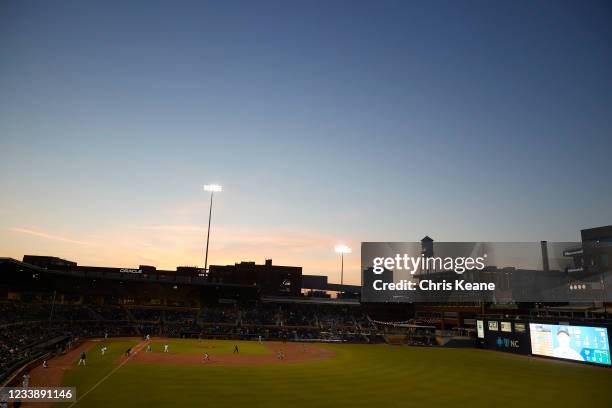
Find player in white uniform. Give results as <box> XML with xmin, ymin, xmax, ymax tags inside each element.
<box><xmin>164</xmin><ymin>344</ymin><xmax>169</xmax><ymax>353</ymax></box>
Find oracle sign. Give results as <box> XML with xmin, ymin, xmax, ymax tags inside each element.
<box><xmin>119</xmin><ymin>268</ymin><xmax>142</xmax><ymax>274</ymax></box>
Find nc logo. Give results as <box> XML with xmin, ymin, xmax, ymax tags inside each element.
<box><xmin>496</xmin><ymin>337</ymin><xmax>515</xmax><ymax>348</ymax></box>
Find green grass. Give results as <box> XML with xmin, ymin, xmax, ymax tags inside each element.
<box><xmin>61</xmin><ymin>338</ymin><xmax>139</xmax><ymax>398</ymax></box>
<box><xmin>60</xmin><ymin>339</ymin><xmax>612</xmax><ymax>408</ymax></box>
<box><xmin>148</xmin><ymin>339</ymin><xmax>270</xmax><ymax>355</ymax></box>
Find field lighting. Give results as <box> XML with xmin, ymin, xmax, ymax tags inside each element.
<box><xmin>334</xmin><ymin>245</ymin><xmax>352</xmax><ymax>286</ymax></box>
<box><xmin>203</xmin><ymin>184</ymin><xmax>223</xmax><ymax>273</ymax></box>
<box><xmin>204</xmin><ymin>184</ymin><xmax>223</xmax><ymax>192</ymax></box>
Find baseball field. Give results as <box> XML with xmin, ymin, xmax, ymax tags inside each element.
<box><xmin>28</xmin><ymin>338</ymin><xmax>611</xmax><ymax>408</ymax></box>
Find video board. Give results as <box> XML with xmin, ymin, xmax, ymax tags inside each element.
<box><xmin>529</xmin><ymin>323</ymin><xmax>611</xmax><ymax>366</ymax></box>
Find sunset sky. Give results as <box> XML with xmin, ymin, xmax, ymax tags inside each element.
<box><xmin>1</xmin><ymin>1</ymin><xmax>611</xmax><ymax>284</ymax></box>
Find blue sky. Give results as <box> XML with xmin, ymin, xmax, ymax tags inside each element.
<box><xmin>1</xmin><ymin>1</ymin><xmax>611</xmax><ymax>283</ymax></box>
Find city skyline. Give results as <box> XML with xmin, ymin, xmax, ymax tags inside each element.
<box><xmin>1</xmin><ymin>1</ymin><xmax>611</xmax><ymax>284</ymax></box>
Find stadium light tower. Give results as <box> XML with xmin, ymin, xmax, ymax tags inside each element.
<box><xmin>203</xmin><ymin>184</ymin><xmax>222</xmax><ymax>273</ymax></box>
<box><xmin>334</xmin><ymin>245</ymin><xmax>352</xmax><ymax>286</ymax></box>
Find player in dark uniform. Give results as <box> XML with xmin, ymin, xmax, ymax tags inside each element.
<box><xmin>233</xmin><ymin>345</ymin><xmax>239</xmax><ymax>354</ymax></box>
<box><xmin>78</xmin><ymin>352</ymin><xmax>86</xmax><ymax>366</ymax></box>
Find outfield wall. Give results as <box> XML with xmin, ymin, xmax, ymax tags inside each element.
<box><xmin>477</xmin><ymin>318</ymin><xmax>611</xmax><ymax>367</ymax></box>
<box><xmin>477</xmin><ymin>319</ymin><xmax>531</xmax><ymax>354</ymax></box>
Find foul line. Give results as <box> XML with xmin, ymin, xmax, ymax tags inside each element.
<box><xmin>68</xmin><ymin>340</ymin><xmax>147</xmax><ymax>407</ymax></box>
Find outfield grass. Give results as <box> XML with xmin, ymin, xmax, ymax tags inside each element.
<box><xmin>60</xmin><ymin>339</ymin><xmax>611</xmax><ymax>408</ymax></box>
<box><xmin>61</xmin><ymin>338</ymin><xmax>139</xmax><ymax>400</ymax></box>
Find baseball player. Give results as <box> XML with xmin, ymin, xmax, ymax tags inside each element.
<box><xmin>22</xmin><ymin>372</ymin><xmax>30</xmax><ymax>387</ymax></box>
<box><xmin>78</xmin><ymin>352</ymin><xmax>86</xmax><ymax>366</ymax></box>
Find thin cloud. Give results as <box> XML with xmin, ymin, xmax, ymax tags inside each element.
<box><xmin>140</xmin><ymin>224</ymin><xmax>204</xmax><ymax>232</ymax></box>
<box><xmin>138</xmin><ymin>224</ymin><xmax>339</xmax><ymax>251</ymax></box>
<box><xmin>8</xmin><ymin>227</ymin><xmax>98</xmax><ymax>246</ymax></box>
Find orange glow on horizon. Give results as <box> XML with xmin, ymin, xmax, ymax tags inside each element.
<box><xmin>1</xmin><ymin>224</ymin><xmax>361</xmax><ymax>285</ymax></box>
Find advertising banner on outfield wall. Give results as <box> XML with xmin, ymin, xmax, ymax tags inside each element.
<box><xmin>478</xmin><ymin>319</ymin><xmax>531</xmax><ymax>355</ymax></box>
<box><xmin>361</xmin><ymin>242</ymin><xmax>612</xmax><ymax>303</ymax></box>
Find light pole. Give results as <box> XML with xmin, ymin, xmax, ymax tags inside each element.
<box><xmin>203</xmin><ymin>184</ymin><xmax>222</xmax><ymax>274</ymax></box>
<box><xmin>334</xmin><ymin>245</ymin><xmax>352</xmax><ymax>286</ymax></box>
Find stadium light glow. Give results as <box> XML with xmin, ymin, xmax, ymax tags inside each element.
<box><xmin>334</xmin><ymin>245</ymin><xmax>352</xmax><ymax>254</ymax></box>
<box><xmin>204</xmin><ymin>184</ymin><xmax>223</xmax><ymax>192</ymax></box>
